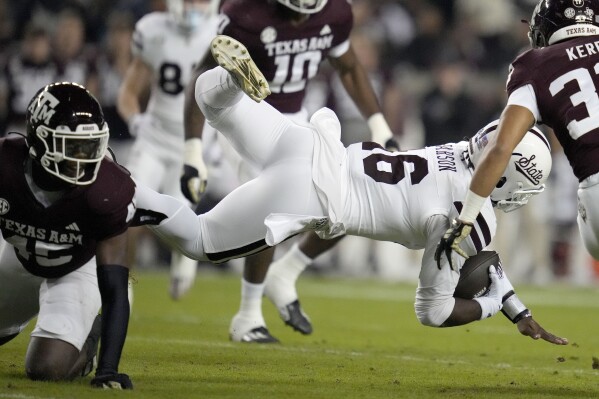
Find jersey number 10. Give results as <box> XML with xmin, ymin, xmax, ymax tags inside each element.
<box><xmin>270</xmin><ymin>51</ymin><xmax>322</xmax><ymax>94</ymax></box>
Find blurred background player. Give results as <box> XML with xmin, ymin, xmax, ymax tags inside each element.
<box><xmin>181</xmin><ymin>0</ymin><xmax>398</xmax><ymax>343</ymax></box>
<box><xmin>117</xmin><ymin>0</ymin><xmax>219</xmax><ymax>300</ymax></box>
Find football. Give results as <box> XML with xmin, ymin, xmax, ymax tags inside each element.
<box><xmin>453</xmin><ymin>250</ymin><xmax>500</xmax><ymax>299</ymax></box>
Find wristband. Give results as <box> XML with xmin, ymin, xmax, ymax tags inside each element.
<box><xmin>501</xmin><ymin>290</ymin><xmax>531</xmax><ymax>323</ymax></box>
<box><xmin>367</xmin><ymin>113</ymin><xmax>393</xmax><ymax>146</ymax></box>
<box><xmin>459</xmin><ymin>190</ymin><xmax>487</xmax><ymax>224</ymax></box>
<box><xmin>184</xmin><ymin>138</ymin><xmax>203</xmax><ymax>164</ymax></box>
<box><xmin>184</xmin><ymin>138</ymin><xmax>207</xmax><ymax>175</ymax></box>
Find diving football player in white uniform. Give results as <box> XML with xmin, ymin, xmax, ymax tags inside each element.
<box><xmin>118</xmin><ymin>0</ymin><xmax>219</xmax><ymax>299</ymax></box>
<box><xmin>135</xmin><ymin>36</ymin><xmax>567</xmax><ymax>344</ymax></box>
<box><xmin>181</xmin><ymin>0</ymin><xmax>398</xmax><ymax>343</ymax></box>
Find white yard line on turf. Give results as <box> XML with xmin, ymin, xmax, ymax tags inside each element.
<box><xmin>0</xmin><ymin>395</ymin><xmax>58</xmax><ymax>399</ymax></box>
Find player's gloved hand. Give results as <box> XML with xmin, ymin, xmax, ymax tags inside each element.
<box><xmin>435</xmin><ymin>219</ymin><xmax>473</xmax><ymax>270</ymax></box>
<box><xmin>127</xmin><ymin>113</ymin><xmax>145</xmax><ymax>138</ymax></box>
<box><xmin>516</xmin><ymin>316</ymin><xmax>568</xmax><ymax>345</ymax></box>
<box><xmin>384</xmin><ymin>137</ymin><xmax>400</xmax><ymax>152</ymax></box>
<box><xmin>180</xmin><ymin>138</ymin><xmax>208</xmax><ymax>204</ymax></box>
<box><xmin>472</xmin><ymin>265</ymin><xmax>505</xmax><ymax>320</ymax></box>
<box><xmin>91</xmin><ymin>372</ymin><xmax>133</xmax><ymax>389</ymax></box>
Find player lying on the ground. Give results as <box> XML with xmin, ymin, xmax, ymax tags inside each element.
<box><xmin>135</xmin><ymin>36</ymin><xmax>567</xmax><ymax>344</ymax></box>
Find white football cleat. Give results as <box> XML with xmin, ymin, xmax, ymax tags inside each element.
<box><xmin>229</xmin><ymin>313</ymin><xmax>279</xmax><ymax>343</ymax></box>
<box><xmin>210</xmin><ymin>35</ymin><xmax>271</xmax><ymax>102</ymax></box>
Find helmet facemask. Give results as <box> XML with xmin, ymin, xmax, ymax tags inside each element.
<box><xmin>167</xmin><ymin>0</ymin><xmax>211</xmax><ymax>31</ymax></box>
<box><xmin>492</xmin><ymin>181</ymin><xmax>546</xmax><ymax>213</ymax></box>
<box><xmin>276</xmin><ymin>0</ymin><xmax>328</xmax><ymax>14</ymax></box>
<box><xmin>34</xmin><ymin>122</ymin><xmax>109</xmax><ymax>186</ymax></box>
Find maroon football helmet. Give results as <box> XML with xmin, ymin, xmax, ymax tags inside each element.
<box><xmin>26</xmin><ymin>82</ymin><xmax>109</xmax><ymax>185</ymax></box>
<box><xmin>528</xmin><ymin>0</ymin><xmax>599</xmax><ymax>48</ymax></box>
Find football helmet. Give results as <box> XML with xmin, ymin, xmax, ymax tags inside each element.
<box><xmin>167</xmin><ymin>0</ymin><xmax>212</xmax><ymax>30</ymax></box>
<box><xmin>26</xmin><ymin>82</ymin><xmax>109</xmax><ymax>186</ymax></box>
<box><xmin>466</xmin><ymin>120</ymin><xmax>552</xmax><ymax>213</ymax></box>
<box><xmin>276</xmin><ymin>0</ymin><xmax>328</xmax><ymax>14</ymax></box>
<box><xmin>528</xmin><ymin>0</ymin><xmax>599</xmax><ymax>48</ymax></box>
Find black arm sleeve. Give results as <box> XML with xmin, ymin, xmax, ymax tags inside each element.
<box><xmin>96</xmin><ymin>264</ymin><xmax>130</xmax><ymax>375</ymax></box>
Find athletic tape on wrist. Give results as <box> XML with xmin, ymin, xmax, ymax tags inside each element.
<box><xmin>367</xmin><ymin>113</ymin><xmax>393</xmax><ymax>146</ymax></box>
<box><xmin>501</xmin><ymin>290</ymin><xmax>531</xmax><ymax>323</ymax></box>
<box><xmin>459</xmin><ymin>190</ymin><xmax>487</xmax><ymax>224</ymax></box>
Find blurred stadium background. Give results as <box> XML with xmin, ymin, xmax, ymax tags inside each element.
<box><xmin>0</xmin><ymin>0</ymin><xmax>593</xmax><ymax>287</ymax></box>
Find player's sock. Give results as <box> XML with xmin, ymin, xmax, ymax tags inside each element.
<box><xmin>196</xmin><ymin>66</ymin><xmax>244</xmax><ymax>110</ymax></box>
<box><xmin>264</xmin><ymin>243</ymin><xmax>312</xmax><ymax>307</ymax></box>
<box><xmin>230</xmin><ymin>279</ymin><xmax>279</xmax><ymax>342</ymax></box>
<box><xmin>238</xmin><ymin>278</ymin><xmax>265</xmax><ymax>321</ymax></box>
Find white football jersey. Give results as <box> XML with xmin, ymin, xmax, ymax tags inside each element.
<box><xmin>340</xmin><ymin>142</ymin><xmax>497</xmax><ymax>251</ymax></box>
<box><xmin>132</xmin><ymin>12</ymin><xmax>219</xmax><ymax>126</ymax></box>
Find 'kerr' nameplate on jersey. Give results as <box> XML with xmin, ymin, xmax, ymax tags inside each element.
<box><xmin>507</xmin><ymin>36</ymin><xmax>599</xmax><ymax>180</ymax></box>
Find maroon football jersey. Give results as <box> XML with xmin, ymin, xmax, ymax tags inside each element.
<box><xmin>507</xmin><ymin>36</ymin><xmax>599</xmax><ymax>181</ymax></box>
<box><xmin>0</xmin><ymin>136</ymin><xmax>136</xmax><ymax>278</ymax></box>
<box><xmin>219</xmin><ymin>0</ymin><xmax>353</xmax><ymax>113</ymax></box>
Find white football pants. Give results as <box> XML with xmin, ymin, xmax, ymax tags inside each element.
<box><xmin>142</xmin><ymin>67</ymin><xmax>326</xmax><ymax>262</ymax></box>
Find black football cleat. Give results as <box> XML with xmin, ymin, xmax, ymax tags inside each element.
<box><xmin>81</xmin><ymin>314</ymin><xmax>101</xmax><ymax>377</ymax></box>
<box><xmin>279</xmin><ymin>300</ymin><xmax>313</xmax><ymax>335</ymax></box>
<box><xmin>236</xmin><ymin>327</ymin><xmax>279</xmax><ymax>344</ymax></box>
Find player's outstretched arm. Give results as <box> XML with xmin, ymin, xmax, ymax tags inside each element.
<box><xmin>496</xmin><ymin>259</ymin><xmax>568</xmax><ymax>345</ymax></box>
<box><xmin>92</xmin><ymin>232</ymin><xmax>133</xmax><ymax>389</ymax></box>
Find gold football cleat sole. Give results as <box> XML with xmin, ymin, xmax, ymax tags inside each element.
<box><xmin>210</xmin><ymin>35</ymin><xmax>271</xmax><ymax>102</ymax></box>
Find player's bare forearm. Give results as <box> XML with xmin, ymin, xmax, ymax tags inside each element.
<box><xmin>469</xmin><ymin>106</ymin><xmax>535</xmax><ymax>199</ymax></box>
<box><xmin>441</xmin><ymin>298</ymin><xmax>482</xmax><ymax>327</ymax></box>
<box><xmin>329</xmin><ymin>47</ymin><xmax>381</xmax><ymax>119</ymax></box>
<box><xmin>117</xmin><ymin>57</ymin><xmax>152</xmax><ymax>122</ymax></box>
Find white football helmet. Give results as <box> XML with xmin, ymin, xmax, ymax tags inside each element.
<box><xmin>467</xmin><ymin>120</ymin><xmax>552</xmax><ymax>213</ymax></box>
<box><xmin>167</xmin><ymin>0</ymin><xmax>212</xmax><ymax>30</ymax></box>
<box><xmin>276</xmin><ymin>0</ymin><xmax>328</xmax><ymax>14</ymax></box>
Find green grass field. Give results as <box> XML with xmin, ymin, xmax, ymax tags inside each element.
<box><xmin>2</xmin><ymin>271</ymin><xmax>599</xmax><ymax>398</ymax></box>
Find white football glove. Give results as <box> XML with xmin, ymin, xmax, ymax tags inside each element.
<box><xmin>180</xmin><ymin>138</ymin><xmax>208</xmax><ymax>204</ymax></box>
<box><xmin>473</xmin><ymin>265</ymin><xmax>511</xmax><ymax>320</ymax></box>
<box><xmin>127</xmin><ymin>113</ymin><xmax>146</xmax><ymax>138</ymax></box>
